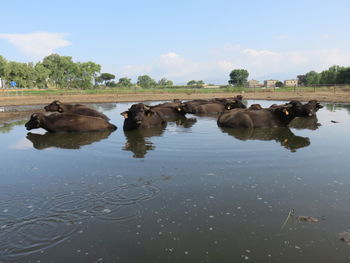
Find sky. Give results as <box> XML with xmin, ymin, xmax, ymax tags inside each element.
<box><xmin>1</xmin><ymin>0</ymin><xmax>350</xmax><ymax>84</ymax></box>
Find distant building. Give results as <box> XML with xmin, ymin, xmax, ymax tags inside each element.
<box><xmin>264</xmin><ymin>80</ymin><xmax>278</xmax><ymax>88</ymax></box>
<box><xmin>284</xmin><ymin>79</ymin><xmax>298</xmax><ymax>87</ymax></box>
<box><xmin>247</xmin><ymin>79</ymin><xmax>261</xmax><ymax>88</ymax></box>
<box><xmin>202</xmin><ymin>84</ymin><xmax>220</xmax><ymax>89</ymax></box>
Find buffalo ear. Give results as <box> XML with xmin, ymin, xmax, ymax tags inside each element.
<box><xmin>120</xmin><ymin>111</ymin><xmax>129</xmax><ymax>118</ymax></box>
<box><xmin>55</xmin><ymin>100</ymin><xmax>61</xmax><ymax>105</ymax></box>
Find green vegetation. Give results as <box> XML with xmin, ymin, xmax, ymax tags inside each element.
<box><xmin>228</xmin><ymin>69</ymin><xmax>249</xmax><ymax>86</ymax></box>
<box><xmin>1</xmin><ymin>53</ymin><xmax>349</xmax><ymax>94</ymax></box>
<box><xmin>298</xmin><ymin>65</ymin><xmax>350</xmax><ymax>85</ymax></box>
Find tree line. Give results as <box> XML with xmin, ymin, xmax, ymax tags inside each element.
<box><xmin>228</xmin><ymin>66</ymin><xmax>350</xmax><ymax>87</ymax></box>
<box><xmin>297</xmin><ymin>65</ymin><xmax>350</xmax><ymax>86</ymax></box>
<box><xmin>0</xmin><ymin>54</ymin><xmax>208</xmax><ymax>89</ymax></box>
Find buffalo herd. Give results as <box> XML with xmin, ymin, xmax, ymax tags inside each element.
<box><xmin>25</xmin><ymin>97</ymin><xmax>323</xmax><ymax>152</ymax></box>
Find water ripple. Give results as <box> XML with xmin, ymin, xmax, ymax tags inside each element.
<box><xmin>0</xmin><ymin>180</ymin><xmax>160</xmax><ymax>260</ymax></box>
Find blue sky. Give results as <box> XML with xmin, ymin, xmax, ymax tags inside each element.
<box><xmin>1</xmin><ymin>0</ymin><xmax>350</xmax><ymax>84</ymax></box>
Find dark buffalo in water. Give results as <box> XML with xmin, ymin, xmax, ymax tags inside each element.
<box><xmin>121</xmin><ymin>103</ymin><xmax>167</xmax><ymax>130</ymax></box>
<box><xmin>248</xmin><ymin>104</ymin><xmax>263</xmax><ymax>110</ymax></box>
<box><xmin>220</xmin><ymin>126</ymin><xmax>310</xmax><ymax>152</ymax></box>
<box><xmin>44</xmin><ymin>100</ymin><xmax>110</xmax><ymax>121</ymax></box>
<box><xmin>217</xmin><ymin>101</ymin><xmax>307</xmax><ymax>128</ymax></box>
<box><xmin>25</xmin><ymin>112</ymin><xmax>117</xmax><ymax>132</ymax></box>
<box><xmin>26</xmin><ymin>130</ymin><xmax>113</xmax><ymax>149</ymax></box>
<box><xmin>150</xmin><ymin>102</ymin><xmax>186</xmax><ymax>120</ymax></box>
<box><xmin>183</xmin><ymin>95</ymin><xmax>246</xmax><ymax>114</ymax></box>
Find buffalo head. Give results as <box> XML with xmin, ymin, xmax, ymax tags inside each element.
<box><xmin>44</xmin><ymin>100</ymin><xmax>63</xmax><ymax>112</ymax></box>
<box><xmin>25</xmin><ymin>113</ymin><xmax>43</xmax><ymax>130</ymax></box>
<box><xmin>121</xmin><ymin>103</ymin><xmax>155</xmax><ymax>128</ymax></box>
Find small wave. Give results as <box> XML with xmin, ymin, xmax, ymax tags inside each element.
<box><xmin>0</xmin><ymin>180</ymin><xmax>160</xmax><ymax>260</ymax></box>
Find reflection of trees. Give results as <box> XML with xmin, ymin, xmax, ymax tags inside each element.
<box><xmin>26</xmin><ymin>131</ymin><xmax>113</xmax><ymax>149</ymax></box>
<box><xmin>220</xmin><ymin>127</ymin><xmax>310</xmax><ymax>152</ymax></box>
<box><xmin>123</xmin><ymin>127</ymin><xmax>166</xmax><ymax>158</ymax></box>
<box><xmin>0</xmin><ymin>120</ymin><xmax>27</xmax><ymax>133</ymax></box>
<box><xmin>289</xmin><ymin>116</ymin><xmax>321</xmax><ymax>130</ymax></box>
<box><xmin>325</xmin><ymin>103</ymin><xmax>350</xmax><ymax>114</ymax></box>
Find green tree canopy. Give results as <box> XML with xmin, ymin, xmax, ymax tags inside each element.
<box><xmin>228</xmin><ymin>69</ymin><xmax>249</xmax><ymax>86</ymax></box>
<box><xmin>117</xmin><ymin>77</ymin><xmax>133</xmax><ymax>87</ymax></box>
<box><xmin>158</xmin><ymin>78</ymin><xmax>173</xmax><ymax>86</ymax></box>
<box><xmin>137</xmin><ymin>75</ymin><xmax>157</xmax><ymax>88</ymax></box>
<box><xmin>0</xmin><ymin>55</ymin><xmax>7</xmax><ymax>77</ymax></box>
<box><xmin>187</xmin><ymin>80</ymin><xmax>205</xmax><ymax>86</ymax></box>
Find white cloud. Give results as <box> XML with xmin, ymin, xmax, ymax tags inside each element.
<box><xmin>117</xmin><ymin>44</ymin><xmax>350</xmax><ymax>84</ymax></box>
<box><xmin>161</xmin><ymin>52</ymin><xmax>179</xmax><ymax>59</ymax></box>
<box><xmin>0</xmin><ymin>32</ymin><xmax>71</xmax><ymax>60</ymax></box>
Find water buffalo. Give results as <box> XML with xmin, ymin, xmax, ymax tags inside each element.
<box><xmin>121</xmin><ymin>103</ymin><xmax>167</xmax><ymax>130</ymax></box>
<box><xmin>220</xmin><ymin>126</ymin><xmax>310</xmax><ymax>152</ymax></box>
<box><xmin>217</xmin><ymin>101</ymin><xmax>306</xmax><ymax>128</ymax></box>
<box><xmin>195</xmin><ymin>100</ymin><xmax>246</xmax><ymax>115</ymax></box>
<box><xmin>25</xmin><ymin>112</ymin><xmax>117</xmax><ymax>132</ymax></box>
<box><xmin>44</xmin><ymin>100</ymin><xmax>110</xmax><ymax>121</ymax></box>
<box><xmin>302</xmin><ymin>100</ymin><xmax>323</xmax><ymax>117</ymax></box>
<box><xmin>248</xmin><ymin>104</ymin><xmax>263</xmax><ymax>110</ymax></box>
<box><xmin>183</xmin><ymin>95</ymin><xmax>246</xmax><ymax>114</ymax></box>
<box><xmin>150</xmin><ymin>102</ymin><xmax>186</xmax><ymax>120</ymax></box>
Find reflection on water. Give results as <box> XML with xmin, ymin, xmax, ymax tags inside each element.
<box><xmin>0</xmin><ymin>178</ymin><xmax>160</xmax><ymax>261</ymax></box>
<box><xmin>1</xmin><ymin>101</ymin><xmax>350</xmax><ymax>262</ymax></box>
<box><xmin>220</xmin><ymin>126</ymin><xmax>310</xmax><ymax>152</ymax></box>
<box><xmin>289</xmin><ymin>116</ymin><xmax>321</xmax><ymax>130</ymax></box>
<box><xmin>0</xmin><ymin>120</ymin><xmax>27</xmax><ymax>133</ymax></box>
<box><xmin>26</xmin><ymin>130</ymin><xmax>113</xmax><ymax>149</ymax></box>
<box><xmin>123</xmin><ymin>126</ymin><xmax>166</xmax><ymax>158</ymax></box>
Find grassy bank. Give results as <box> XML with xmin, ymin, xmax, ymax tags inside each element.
<box><xmin>1</xmin><ymin>85</ymin><xmax>350</xmax><ymax>97</ymax></box>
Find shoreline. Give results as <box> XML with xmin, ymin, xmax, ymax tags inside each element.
<box><xmin>1</xmin><ymin>90</ymin><xmax>350</xmax><ymax>107</ymax></box>
<box><xmin>1</xmin><ymin>91</ymin><xmax>349</xmax><ymax>124</ymax></box>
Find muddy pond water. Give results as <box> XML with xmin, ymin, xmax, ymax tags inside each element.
<box><xmin>0</xmin><ymin>100</ymin><xmax>350</xmax><ymax>262</ymax></box>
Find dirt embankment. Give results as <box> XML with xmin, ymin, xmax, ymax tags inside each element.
<box><xmin>1</xmin><ymin>91</ymin><xmax>349</xmax><ymax>124</ymax></box>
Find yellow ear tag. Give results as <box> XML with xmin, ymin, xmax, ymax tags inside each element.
<box><xmin>123</xmin><ymin>113</ymin><xmax>128</xmax><ymax>119</ymax></box>
<box><xmin>147</xmin><ymin>112</ymin><xmax>151</xmax><ymax>117</ymax></box>
<box><xmin>58</xmin><ymin>108</ymin><xmax>63</xmax><ymax>113</ymax></box>
<box><xmin>227</xmin><ymin>106</ymin><xmax>231</xmax><ymax>110</ymax></box>
<box><xmin>177</xmin><ymin>107</ymin><xmax>181</xmax><ymax>111</ymax></box>
<box><xmin>285</xmin><ymin>110</ymin><xmax>289</xmax><ymax>115</ymax></box>
<box><xmin>284</xmin><ymin>138</ymin><xmax>288</xmax><ymax>143</ymax></box>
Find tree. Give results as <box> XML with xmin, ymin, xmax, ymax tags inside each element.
<box><xmin>319</xmin><ymin>65</ymin><xmax>343</xmax><ymax>84</ymax></box>
<box><xmin>337</xmin><ymin>67</ymin><xmax>350</xmax><ymax>84</ymax></box>
<box><xmin>137</xmin><ymin>75</ymin><xmax>157</xmax><ymax>88</ymax></box>
<box><xmin>117</xmin><ymin>77</ymin><xmax>133</xmax><ymax>87</ymax></box>
<box><xmin>97</xmin><ymin>73</ymin><xmax>115</xmax><ymax>86</ymax></box>
<box><xmin>34</xmin><ymin>62</ymin><xmax>50</xmax><ymax>88</ymax></box>
<box><xmin>275</xmin><ymin>81</ymin><xmax>284</xmax><ymax>87</ymax></box>
<box><xmin>305</xmin><ymin>71</ymin><xmax>320</xmax><ymax>85</ymax></box>
<box><xmin>0</xmin><ymin>55</ymin><xmax>7</xmax><ymax>77</ymax></box>
<box><xmin>42</xmin><ymin>54</ymin><xmax>76</xmax><ymax>89</ymax></box>
<box><xmin>187</xmin><ymin>80</ymin><xmax>204</xmax><ymax>86</ymax></box>
<box><xmin>158</xmin><ymin>78</ymin><xmax>173</xmax><ymax>86</ymax></box>
<box><xmin>187</xmin><ymin>80</ymin><xmax>197</xmax><ymax>85</ymax></box>
<box><xmin>297</xmin><ymin>75</ymin><xmax>306</xmax><ymax>86</ymax></box>
<box><xmin>228</xmin><ymin>69</ymin><xmax>249</xmax><ymax>86</ymax></box>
